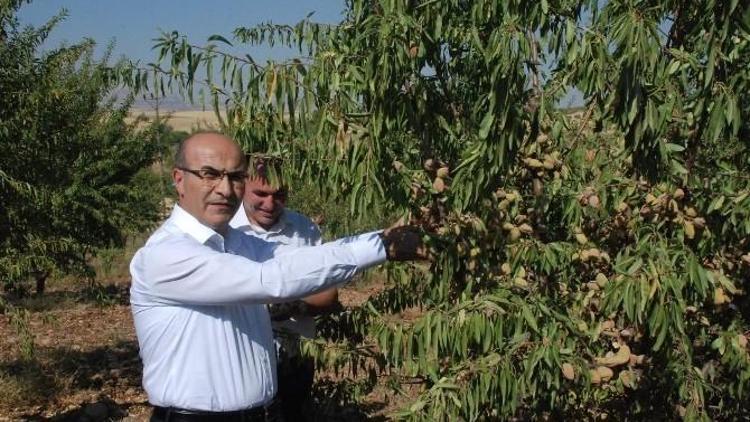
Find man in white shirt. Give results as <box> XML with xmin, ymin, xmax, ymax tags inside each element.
<box><xmin>229</xmin><ymin>156</ymin><xmax>337</xmax><ymax>421</ymax></box>
<box><xmin>130</xmin><ymin>132</ymin><xmax>422</xmax><ymax>422</ymax></box>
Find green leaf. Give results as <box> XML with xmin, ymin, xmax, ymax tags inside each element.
<box><xmin>711</xmin><ymin>336</ymin><xmax>725</xmax><ymax>355</ymax></box>
<box><xmin>521</xmin><ymin>305</ymin><xmax>539</xmax><ymax>334</ymax></box>
<box><xmin>704</xmin><ymin>41</ymin><xmax>716</xmax><ymax>89</ymax></box>
<box><xmin>667</xmin><ymin>60</ymin><xmax>681</xmax><ymax>75</ymax></box>
<box><xmin>478</xmin><ymin>110</ymin><xmax>494</xmax><ymax>139</ymax></box>
<box><xmin>708</xmin><ymin>195</ymin><xmax>725</xmax><ymax>213</ymax></box>
<box><xmin>207</xmin><ymin>34</ymin><xmax>234</xmax><ymax>46</ymax></box>
<box><xmin>670</xmin><ymin>159</ymin><xmax>688</xmax><ymax>175</ymax></box>
<box><xmin>664</xmin><ymin>143</ymin><xmax>685</xmax><ymax>152</ymax></box>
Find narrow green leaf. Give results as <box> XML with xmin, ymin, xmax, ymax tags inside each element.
<box><xmin>208</xmin><ymin>34</ymin><xmax>233</xmax><ymax>46</ymax></box>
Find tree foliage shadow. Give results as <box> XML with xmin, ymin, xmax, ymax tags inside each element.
<box><xmin>4</xmin><ymin>339</ymin><xmax>393</xmax><ymax>421</ymax></box>
<box><xmin>2</xmin><ymin>282</ymin><xmax>131</xmax><ymax>314</ymax></box>
<box><xmin>2</xmin><ymin>339</ymin><xmax>144</xmax><ymax>420</ymax></box>
<box><xmin>308</xmin><ymin>378</ymin><xmax>387</xmax><ymax>421</ymax></box>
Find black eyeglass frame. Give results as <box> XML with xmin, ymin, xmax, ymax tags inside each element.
<box><xmin>176</xmin><ymin>166</ymin><xmax>248</xmax><ymax>185</ymax></box>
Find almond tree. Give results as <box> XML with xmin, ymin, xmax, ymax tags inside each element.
<box><xmin>0</xmin><ymin>1</ymin><xmax>164</xmax><ymax>295</ymax></box>
<box><xmin>126</xmin><ymin>0</ymin><xmax>749</xmax><ymax>418</ymax></box>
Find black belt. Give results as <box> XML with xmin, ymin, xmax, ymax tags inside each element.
<box><xmin>151</xmin><ymin>405</ymin><xmax>267</xmax><ymax>422</ymax></box>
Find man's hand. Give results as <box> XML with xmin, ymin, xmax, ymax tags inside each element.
<box><xmin>380</xmin><ymin>225</ymin><xmax>429</xmax><ymax>261</ymax></box>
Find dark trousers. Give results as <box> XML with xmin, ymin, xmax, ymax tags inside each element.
<box><xmin>150</xmin><ymin>401</ymin><xmax>282</xmax><ymax>422</ymax></box>
<box><xmin>277</xmin><ymin>355</ymin><xmax>315</xmax><ymax>421</ymax></box>
<box><xmin>150</xmin><ymin>409</ymin><xmax>265</xmax><ymax>422</ymax></box>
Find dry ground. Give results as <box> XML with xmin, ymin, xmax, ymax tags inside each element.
<box><xmin>0</xmin><ymin>269</ymin><xmax>407</xmax><ymax>421</ymax></box>
<box><xmin>126</xmin><ymin>109</ymin><xmax>221</xmax><ymax>132</ymax></box>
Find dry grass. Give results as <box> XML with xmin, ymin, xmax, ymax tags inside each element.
<box><xmin>0</xmin><ymin>294</ymin><xmax>150</xmax><ymax>420</ymax></box>
<box><xmin>0</xmin><ymin>364</ymin><xmax>53</xmax><ymax>413</ymax></box>
<box><xmin>127</xmin><ymin>108</ymin><xmax>222</xmax><ymax>132</ymax></box>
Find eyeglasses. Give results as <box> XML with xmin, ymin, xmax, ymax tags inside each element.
<box><xmin>177</xmin><ymin>167</ymin><xmax>248</xmax><ymax>186</ymax></box>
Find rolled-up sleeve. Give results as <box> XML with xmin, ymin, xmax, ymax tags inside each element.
<box><xmin>130</xmin><ymin>231</ymin><xmax>386</xmax><ymax>306</ymax></box>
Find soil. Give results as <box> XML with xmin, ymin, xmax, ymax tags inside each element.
<box><xmin>0</xmin><ymin>275</ymin><xmax>410</xmax><ymax>421</ymax></box>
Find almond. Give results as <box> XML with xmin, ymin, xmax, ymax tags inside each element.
<box><xmin>562</xmin><ymin>363</ymin><xmax>575</xmax><ymax>380</ymax></box>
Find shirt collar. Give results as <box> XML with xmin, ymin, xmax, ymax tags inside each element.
<box><xmin>169</xmin><ymin>204</ymin><xmax>225</xmax><ymax>246</ymax></box>
<box><xmin>231</xmin><ymin>203</ymin><xmax>288</xmax><ymax>235</ymax></box>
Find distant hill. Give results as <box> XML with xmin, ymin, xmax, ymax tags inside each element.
<box><xmin>127</xmin><ymin>108</ymin><xmax>221</xmax><ymax>132</ymax></box>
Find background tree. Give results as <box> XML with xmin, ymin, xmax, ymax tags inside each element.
<box><xmin>125</xmin><ymin>0</ymin><xmax>749</xmax><ymax>419</ymax></box>
<box><xmin>0</xmin><ymin>1</ymin><xmax>164</xmax><ymax>295</ymax></box>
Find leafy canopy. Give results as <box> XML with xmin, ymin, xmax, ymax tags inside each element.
<box><xmin>121</xmin><ymin>0</ymin><xmax>749</xmax><ymax>419</ymax></box>
<box><xmin>0</xmin><ymin>1</ymin><xmax>164</xmax><ymax>294</ymax></box>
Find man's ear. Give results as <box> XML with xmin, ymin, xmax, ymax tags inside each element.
<box><xmin>173</xmin><ymin>168</ymin><xmax>185</xmax><ymax>198</ymax></box>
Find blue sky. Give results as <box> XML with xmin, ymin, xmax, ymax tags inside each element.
<box><xmin>16</xmin><ymin>1</ymin><xmax>584</xmax><ymax>108</ymax></box>
<box><xmin>17</xmin><ymin>0</ymin><xmax>346</xmax><ymax>63</ymax></box>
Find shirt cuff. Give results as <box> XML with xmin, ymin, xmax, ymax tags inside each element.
<box><xmin>344</xmin><ymin>230</ymin><xmax>386</xmax><ymax>269</ymax></box>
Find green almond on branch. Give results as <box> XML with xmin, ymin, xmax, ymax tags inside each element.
<box><xmin>595</xmin><ymin>344</ymin><xmax>631</xmax><ymax>368</ymax></box>
<box><xmin>575</xmin><ymin>232</ymin><xmax>588</xmax><ymax>245</ymax></box>
<box><xmin>523</xmin><ymin>158</ymin><xmax>544</xmax><ymax>169</ymax></box>
<box><xmin>509</xmin><ymin>227</ymin><xmax>522</xmax><ymax>242</ymax></box>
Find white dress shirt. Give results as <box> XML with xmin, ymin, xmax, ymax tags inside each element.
<box><xmin>130</xmin><ymin>205</ymin><xmax>385</xmax><ymax>411</ymax></box>
<box><xmin>229</xmin><ymin>206</ymin><xmax>322</xmax><ymax>340</ymax></box>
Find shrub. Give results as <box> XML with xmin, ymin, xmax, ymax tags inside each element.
<box><xmin>0</xmin><ymin>1</ymin><xmax>164</xmax><ymax>294</ymax></box>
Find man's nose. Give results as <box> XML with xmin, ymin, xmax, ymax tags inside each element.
<box><xmin>263</xmin><ymin>195</ymin><xmax>276</xmax><ymax>209</ymax></box>
<box><xmin>213</xmin><ymin>174</ymin><xmax>233</xmax><ymax>196</ymax></box>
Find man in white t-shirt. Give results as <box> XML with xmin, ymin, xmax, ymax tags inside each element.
<box><xmin>230</xmin><ymin>155</ymin><xmax>337</xmax><ymax>420</ymax></box>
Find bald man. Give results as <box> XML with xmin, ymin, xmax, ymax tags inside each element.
<box><xmin>129</xmin><ymin>132</ymin><xmax>423</xmax><ymax>422</ymax></box>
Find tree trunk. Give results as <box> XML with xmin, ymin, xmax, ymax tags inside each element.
<box><xmin>35</xmin><ymin>272</ymin><xmax>47</xmax><ymax>296</ymax></box>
